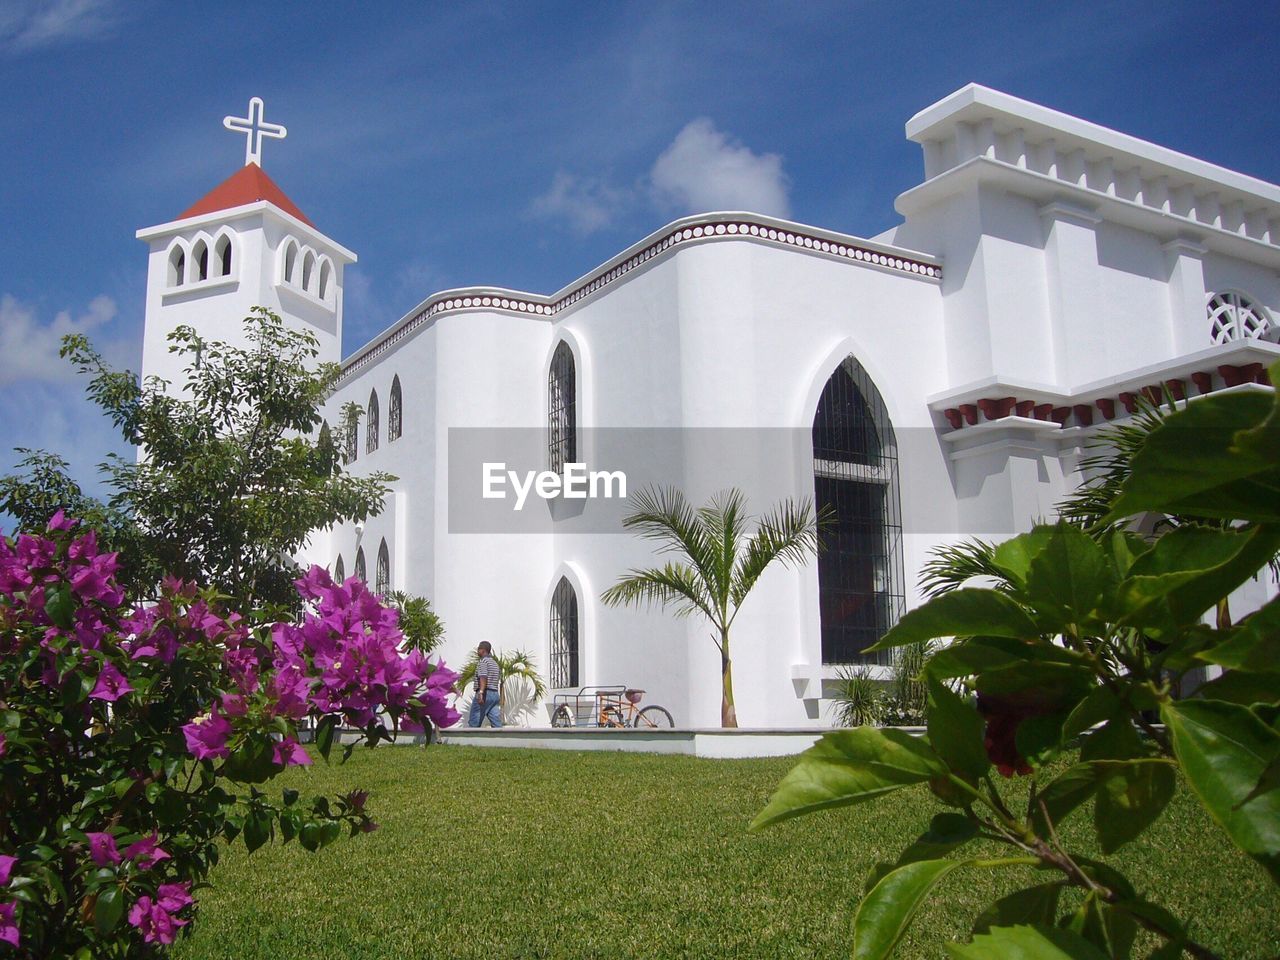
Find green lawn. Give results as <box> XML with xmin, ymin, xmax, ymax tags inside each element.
<box><xmin>172</xmin><ymin>745</ymin><xmax>1276</xmax><ymax>960</ymax></box>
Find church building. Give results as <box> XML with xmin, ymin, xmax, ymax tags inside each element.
<box><xmin>136</xmin><ymin>86</ymin><xmax>1280</xmax><ymax>730</ymax></box>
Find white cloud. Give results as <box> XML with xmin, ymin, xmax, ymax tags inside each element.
<box><xmin>530</xmin><ymin>171</ymin><xmax>629</xmax><ymax>235</ymax></box>
<box><xmin>650</xmin><ymin>118</ymin><xmax>791</xmax><ymax>218</ymax></box>
<box><xmin>0</xmin><ymin>293</ymin><xmax>119</xmax><ymax>386</ymax></box>
<box><xmin>0</xmin><ymin>0</ymin><xmax>118</xmax><ymax>54</ymax></box>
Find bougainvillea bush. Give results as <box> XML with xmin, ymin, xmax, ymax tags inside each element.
<box><xmin>0</xmin><ymin>515</ymin><xmax>458</xmax><ymax>958</ymax></box>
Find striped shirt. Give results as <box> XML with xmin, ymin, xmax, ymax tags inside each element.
<box><xmin>473</xmin><ymin>655</ymin><xmax>500</xmax><ymax>694</ymax></box>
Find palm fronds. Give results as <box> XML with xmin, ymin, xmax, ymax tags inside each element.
<box><xmin>830</xmin><ymin>665</ymin><xmax>882</xmax><ymax>727</ymax></box>
<box><xmin>918</xmin><ymin>539</ymin><xmax>1002</xmax><ymax>597</ymax></box>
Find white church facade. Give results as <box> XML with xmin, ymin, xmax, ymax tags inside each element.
<box><xmin>136</xmin><ymin>85</ymin><xmax>1280</xmax><ymax>730</ymax></box>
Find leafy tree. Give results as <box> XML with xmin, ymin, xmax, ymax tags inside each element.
<box><xmin>384</xmin><ymin>590</ymin><xmax>446</xmax><ymax>654</ymax></box>
<box><xmin>752</xmin><ymin>363</ymin><xmax>1280</xmax><ymax>959</ymax></box>
<box><xmin>602</xmin><ymin>486</ymin><xmax>822</xmax><ymax>728</ymax></box>
<box><xmin>0</xmin><ymin>308</ymin><xmax>392</xmax><ymax>608</ymax></box>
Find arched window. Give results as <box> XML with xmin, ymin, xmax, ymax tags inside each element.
<box><xmin>215</xmin><ymin>234</ymin><xmax>233</xmax><ymax>276</ymax></box>
<box><xmin>389</xmin><ymin>376</ymin><xmax>403</xmax><ymax>442</ymax></box>
<box><xmin>318</xmin><ymin>260</ymin><xmax>332</xmax><ymax>301</ymax></box>
<box><xmin>548</xmin><ymin>341</ymin><xmax>577</xmax><ymax>473</ymax></box>
<box><xmin>334</xmin><ymin>554</ymin><xmax>345</xmax><ymax>582</ymax></box>
<box><xmin>812</xmin><ymin>356</ymin><xmax>903</xmax><ymax>665</ymax></box>
<box><xmin>283</xmin><ymin>241</ymin><xmax>298</xmax><ymax>284</ymax></box>
<box><xmin>1208</xmin><ymin>291</ymin><xmax>1271</xmax><ymax>344</ymax></box>
<box><xmin>193</xmin><ymin>239</ymin><xmax>209</xmax><ymax>281</ymax></box>
<box><xmin>345</xmin><ymin>417</ymin><xmax>358</xmax><ymax>464</ymax></box>
<box><xmin>302</xmin><ymin>251</ymin><xmax>316</xmax><ymax>292</ymax></box>
<box><xmin>549</xmin><ymin>577</ymin><xmax>579</xmax><ymax>688</ymax></box>
<box><xmin>366</xmin><ymin>389</ymin><xmax>380</xmax><ymax>454</ymax></box>
<box><xmin>168</xmin><ymin>245</ymin><xmax>185</xmax><ymax>287</ymax></box>
<box><xmin>375</xmin><ymin>539</ymin><xmax>390</xmax><ymax>596</ymax></box>
<box><xmin>354</xmin><ymin>547</ymin><xmax>366</xmax><ymax>582</ymax></box>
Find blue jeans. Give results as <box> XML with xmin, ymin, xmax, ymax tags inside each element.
<box><xmin>468</xmin><ymin>690</ymin><xmax>503</xmax><ymax>728</ymax></box>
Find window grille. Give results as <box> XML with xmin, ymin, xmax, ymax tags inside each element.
<box><xmin>366</xmin><ymin>390</ymin><xmax>380</xmax><ymax>454</ymax></box>
<box><xmin>334</xmin><ymin>555</ymin><xmax>345</xmax><ymax>582</ymax></box>
<box><xmin>812</xmin><ymin>356</ymin><xmax>904</xmax><ymax>666</ymax></box>
<box><xmin>1208</xmin><ymin>292</ymin><xmax>1271</xmax><ymax>344</ymax></box>
<box><xmin>375</xmin><ymin>540</ymin><xmax>390</xmax><ymax>596</ymax></box>
<box><xmin>549</xmin><ymin>577</ymin><xmax>579</xmax><ymax>688</ymax></box>
<box><xmin>354</xmin><ymin>547</ymin><xmax>366</xmax><ymax>583</ymax></box>
<box><xmin>548</xmin><ymin>342</ymin><xmax>577</xmax><ymax>473</ymax></box>
<box><xmin>389</xmin><ymin>376</ymin><xmax>403</xmax><ymax>441</ymax></box>
<box><xmin>344</xmin><ymin>419</ymin><xmax>358</xmax><ymax>464</ymax></box>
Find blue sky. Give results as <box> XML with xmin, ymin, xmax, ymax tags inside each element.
<box><xmin>2</xmin><ymin>0</ymin><xmax>1278</xmax><ymax>494</ymax></box>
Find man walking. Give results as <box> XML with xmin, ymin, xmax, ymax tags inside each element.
<box><xmin>468</xmin><ymin>642</ymin><xmax>503</xmax><ymax>728</ymax></box>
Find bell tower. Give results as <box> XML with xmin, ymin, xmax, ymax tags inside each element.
<box><xmin>136</xmin><ymin>98</ymin><xmax>356</xmax><ymax>388</ymax></box>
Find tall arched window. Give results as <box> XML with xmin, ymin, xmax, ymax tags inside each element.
<box><xmin>215</xmin><ymin>234</ymin><xmax>233</xmax><ymax>276</ymax></box>
<box><xmin>168</xmin><ymin>245</ymin><xmax>185</xmax><ymax>287</ymax></box>
<box><xmin>283</xmin><ymin>241</ymin><xmax>298</xmax><ymax>284</ymax></box>
<box><xmin>548</xmin><ymin>341</ymin><xmax>576</xmax><ymax>473</ymax></box>
<box><xmin>302</xmin><ymin>251</ymin><xmax>316</xmax><ymax>292</ymax></box>
<box><xmin>366</xmin><ymin>389</ymin><xmax>380</xmax><ymax>454</ymax></box>
<box><xmin>375</xmin><ymin>539</ymin><xmax>390</xmax><ymax>596</ymax></box>
<box><xmin>1208</xmin><ymin>291</ymin><xmax>1271</xmax><ymax>344</ymax></box>
<box><xmin>813</xmin><ymin>356</ymin><xmax>903</xmax><ymax>665</ymax></box>
<box><xmin>334</xmin><ymin>555</ymin><xmax>345</xmax><ymax>582</ymax></box>
<box><xmin>549</xmin><ymin>577</ymin><xmax>579</xmax><ymax>688</ymax></box>
<box><xmin>389</xmin><ymin>376</ymin><xmax>403</xmax><ymax>442</ymax></box>
<box><xmin>344</xmin><ymin>417</ymin><xmax>358</xmax><ymax>464</ymax></box>
<box><xmin>318</xmin><ymin>260</ymin><xmax>332</xmax><ymax>301</ymax></box>
<box><xmin>354</xmin><ymin>547</ymin><xmax>366</xmax><ymax>582</ymax></box>
<box><xmin>193</xmin><ymin>239</ymin><xmax>209</xmax><ymax>281</ymax></box>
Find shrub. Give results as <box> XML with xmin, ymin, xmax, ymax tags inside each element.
<box><xmin>0</xmin><ymin>515</ymin><xmax>458</xmax><ymax>956</ymax></box>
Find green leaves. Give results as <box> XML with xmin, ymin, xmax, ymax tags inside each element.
<box><xmin>92</xmin><ymin>886</ymin><xmax>124</xmax><ymax>935</ymax></box>
<box><xmin>750</xmin><ymin>729</ymin><xmax>944</xmax><ymax>830</ymax></box>
<box><xmin>874</xmin><ymin>588</ymin><xmax>1039</xmax><ymax>650</ymax></box>
<box><xmin>946</xmin><ymin>925</ymin><xmax>1108</xmax><ymax>960</ymax></box>
<box><xmin>1030</xmin><ymin>759</ymin><xmax>1175</xmax><ymax>853</ymax></box>
<box><xmin>1161</xmin><ymin>699</ymin><xmax>1280</xmax><ymax>882</ymax></box>
<box><xmin>926</xmin><ymin>675</ymin><xmax>988</xmax><ymax>781</ymax></box>
<box><xmin>854</xmin><ymin>859</ymin><xmax>966</xmax><ymax>960</ymax></box>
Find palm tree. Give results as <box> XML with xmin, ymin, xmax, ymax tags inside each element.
<box><xmin>453</xmin><ymin>649</ymin><xmax>549</xmax><ymax>726</ymax></box>
<box><xmin>601</xmin><ymin>486</ymin><xmax>822</xmax><ymax>728</ymax></box>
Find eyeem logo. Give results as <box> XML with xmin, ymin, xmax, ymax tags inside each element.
<box><xmin>482</xmin><ymin>463</ymin><xmax>627</xmax><ymax>511</ymax></box>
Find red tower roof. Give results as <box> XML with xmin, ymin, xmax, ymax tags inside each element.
<box><xmin>179</xmin><ymin>163</ymin><xmax>314</xmax><ymax>227</ymax></box>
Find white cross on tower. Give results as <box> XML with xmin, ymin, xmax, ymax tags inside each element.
<box><xmin>222</xmin><ymin>97</ymin><xmax>288</xmax><ymax>168</ymax></box>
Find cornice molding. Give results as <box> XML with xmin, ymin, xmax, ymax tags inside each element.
<box><xmin>336</xmin><ymin>213</ymin><xmax>942</xmax><ymax>385</ymax></box>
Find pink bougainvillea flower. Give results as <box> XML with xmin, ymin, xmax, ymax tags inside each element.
<box><xmin>89</xmin><ymin>663</ymin><xmax>134</xmax><ymax>702</ymax></box>
<box><xmin>155</xmin><ymin>882</ymin><xmax>192</xmax><ymax>914</ymax></box>
<box><xmin>0</xmin><ymin>902</ymin><xmax>17</xmax><ymax>948</ymax></box>
<box><xmin>123</xmin><ymin>834</ymin><xmax>171</xmax><ymax>870</ymax></box>
<box><xmin>272</xmin><ymin>737</ymin><xmax>312</xmax><ymax>767</ymax></box>
<box><xmin>86</xmin><ymin>832</ymin><xmax>121</xmax><ymax>866</ymax></box>
<box><xmin>218</xmin><ymin>693</ymin><xmax>247</xmax><ymax>717</ymax></box>
<box><xmin>127</xmin><ymin>895</ymin><xmax>187</xmax><ymax>945</ymax></box>
<box><xmin>181</xmin><ymin>712</ymin><xmax>233</xmax><ymax>761</ymax></box>
<box><xmin>0</xmin><ymin>855</ymin><xmax>16</xmax><ymax>885</ymax></box>
<box><xmin>46</xmin><ymin>509</ymin><xmax>76</xmax><ymax>532</ymax></box>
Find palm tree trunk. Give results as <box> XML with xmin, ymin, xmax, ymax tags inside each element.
<box><xmin>720</xmin><ymin>628</ymin><xmax>738</xmax><ymax>728</ymax></box>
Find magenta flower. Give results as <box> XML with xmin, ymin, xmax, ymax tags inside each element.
<box><xmin>89</xmin><ymin>663</ymin><xmax>134</xmax><ymax>702</ymax></box>
<box><xmin>219</xmin><ymin>693</ymin><xmax>248</xmax><ymax>717</ymax></box>
<box><xmin>86</xmin><ymin>832</ymin><xmax>121</xmax><ymax>866</ymax></box>
<box><xmin>272</xmin><ymin>737</ymin><xmax>312</xmax><ymax>767</ymax></box>
<box><xmin>46</xmin><ymin>510</ymin><xmax>76</xmax><ymax>532</ymax></box>
<box><xmin>127</xmin><ymin>894</ymin><xmax>187</xmax><ymax>945</ymax></box>
<box><xmin>155</xmin><ymin>882</ymin><xmax>192</xmax><ymax>914</ymax></box>
<box><xmin>0</xmin><ymin>855</ymin><xmax>15</xmax><ymax>885</ymax></box>
<box><xmin>124</xmin><ymin>834</ymin><xmax>170</xmax><ymax>870</ymax></box>
<box><xmin>181</xmin><ymin>712</ymin><xmax>233</xmax><ymax>761</ymax></box>
<box><xmin>0</xmin><ymin>902</ymin><xmax>17</xmax><ymax>948</ymax></box>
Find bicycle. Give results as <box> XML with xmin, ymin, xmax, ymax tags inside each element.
<box><xmin>550</xmin><ymin>686</ymin><xmax>674</xmax><ymax>728</ymax></box>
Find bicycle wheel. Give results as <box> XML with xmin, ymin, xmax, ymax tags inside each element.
<box><xmin>632</xmin><ymin>705</ymin><xmax>674</xmax><ymax>729</ymax></box>
<box><xmin>600</xmin><ymin>706</ymin><xmax>627</xmax><ymax>728</ymax></box>
<box><xmin>551</xmin><ymin>705</ymin><xmax>574</xmax><ymax>728</ymax></box>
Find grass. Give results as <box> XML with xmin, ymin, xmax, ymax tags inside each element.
<box><xmin>172</xmin><ymin>745</ymin><xmax>1277</xmax><ymax>960</ymax></box>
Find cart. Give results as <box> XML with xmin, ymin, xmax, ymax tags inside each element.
<box><xmin>550</xmin><ymin>686</ymin><xmax>674</xmax><ymax>728</ymax></box>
